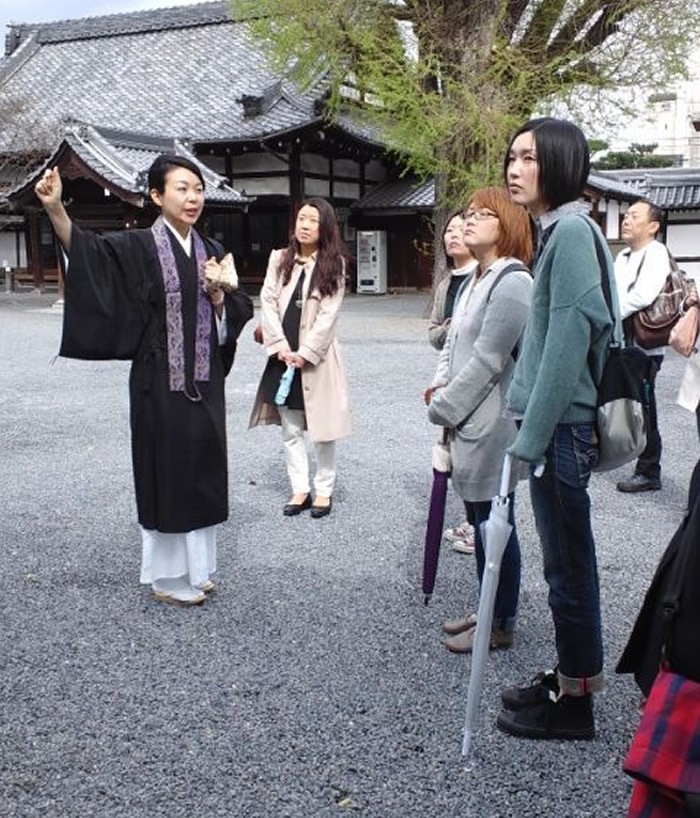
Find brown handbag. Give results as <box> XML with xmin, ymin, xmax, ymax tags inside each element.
<box><xmin>632</xmin><ymin>251</ymin><xmax>694</xmax><ymax>349</ymax></box>
<box><xmin>669</xmin><ymin>305</ymin><xmax>700</xmax><ymax>357</ymax></box>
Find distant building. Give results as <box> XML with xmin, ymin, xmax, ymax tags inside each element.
<box><xmin>610</xmin><ymin>52</ymin><xmax>700</xmax><ymax>166</ymax></box>
<box><xmin>597</xmin><ymin>167</ymin><xmax>700</xmax><ymax>277</ymax></box>
<box><xmin>0</xmin><ymin>2</ymin><xmax>391</xmax><ymax>290</ymax></box>
<box><xmin>1</xmin><ymin>2</ymin><xmax>697</xmax><ymax>293</ymax></box>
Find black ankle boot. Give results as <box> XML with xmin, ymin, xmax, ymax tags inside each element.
<box><xmin>496</xmin><ymin>692</ymin><xmax>595</xmax><ymax>740</ymax></box>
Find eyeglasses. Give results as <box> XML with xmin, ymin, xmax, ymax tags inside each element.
<box><xmin>463</xmin><ymin>209</ymin><xmax>498</xmax><ymax>222</ymax></box>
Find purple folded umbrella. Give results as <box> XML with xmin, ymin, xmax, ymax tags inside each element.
<box><xmin>422</xmin><ymin>430</ymin><xmax>451</xmax><ymax>604</ymax></box>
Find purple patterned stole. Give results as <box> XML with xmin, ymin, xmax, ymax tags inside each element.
<box><xmin>151</xmin><ymin>216</ymin><xmax>211</xmax><ymax>399</ymax></box>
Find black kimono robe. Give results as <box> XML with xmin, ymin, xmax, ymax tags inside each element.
<box><xmin>60</xmin><ymin>225</ymin><xmax>253</xmax><ymax>533</ymax></box>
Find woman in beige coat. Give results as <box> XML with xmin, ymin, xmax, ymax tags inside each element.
<box><xmin>250</xmin><ymin>198</ymin><xmax>351</xmax><ymax>518</ymax></box>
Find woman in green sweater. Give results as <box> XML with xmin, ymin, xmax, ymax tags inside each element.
<box><xmin>495</xmin><ymin>118</ymin><xmax>618</xmax><ymax>742</ymax></box>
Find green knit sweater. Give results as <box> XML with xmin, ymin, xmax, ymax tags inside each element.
<box><xmin>505</xmin><ymin>213</ymin><xmax>618</xmax><ymax>463</ymax></box>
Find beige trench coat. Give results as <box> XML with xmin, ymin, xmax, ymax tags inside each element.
<box><xmin>249</xmin><ymin>249</ymin><xmax>352</xmax><ymax>442</ymax></box>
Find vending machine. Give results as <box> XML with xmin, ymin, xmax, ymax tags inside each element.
<box><xmin>356</xmin><ymin>230</ymin><xmax>387</xmax><ymax>294</ymax></box>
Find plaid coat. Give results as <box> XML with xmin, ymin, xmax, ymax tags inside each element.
<box><xmin>625</xmin><ymin>670</ymin><xmax>700</xmax><ymax>818</ymax></box>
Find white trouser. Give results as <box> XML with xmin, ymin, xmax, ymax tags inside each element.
<box><xmin>139</xmin><ymin>525</ymin><xmax>217</xmax><ymax>589</ymax></box>
<box><xmin>278</xmin><ymin>406</ymin><xmax>336</xmax><ymax>496</ymax></box>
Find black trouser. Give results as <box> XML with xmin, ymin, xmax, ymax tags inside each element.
<box><xmin>636</xmin><ymin>355</ymin><xmax>663</xmax><ymax>480</ymax></box>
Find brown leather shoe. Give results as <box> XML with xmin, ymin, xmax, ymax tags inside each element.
<box><xmin>442</xmin><ymin>612</ymin><xmax>477</xmax><ymax>636</ymax></box>
<box><xmin>444</xmin><ymin>626</ymin><xmax>514</xmax><ymax>654</ymax></box>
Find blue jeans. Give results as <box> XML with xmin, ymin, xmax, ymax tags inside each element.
<box><xmin>529</xmin><ymin>423</ymin><xmax>604</xmax><ymax>694</ymax></box>
<box><xmin>465</xmin><ymin>493</ymin><xmax>520</xmax><ymax>632</ymax></box>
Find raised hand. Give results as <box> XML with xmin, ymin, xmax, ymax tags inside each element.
<box><xmin>34</xmin><ymin>166</ymin><xmax>63</xmax><ymax>207</ymax></box>
<box><xmin>34</xmin><ymin>166</ymin><xmax>72</xmax><ymax>249</ymax></box>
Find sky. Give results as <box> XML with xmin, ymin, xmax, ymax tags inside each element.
<box><xmin>1</xmin><ymin>1</ymin><xmax>695</xmax><ymax>157</ymax></box>
<box><xmin>0</xmin><ymin>0</ymin><xmax>203</xmax><ymax>36</ymax></box>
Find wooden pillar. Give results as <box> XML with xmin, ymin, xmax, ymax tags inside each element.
<box><xmin>27</xmin><ymin>210</ymin><xmax>42</xmax><ymax>288</ymax></box>
<box><xmin>289</xmin><ymin>141</ymin><xmax>303</xmax><ymax>229</ymax></box>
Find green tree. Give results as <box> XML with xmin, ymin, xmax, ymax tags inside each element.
<box><xmin>593</xmin><ymin>142</ymin><xmax>675</xmax><ymax>169</ymax></box>
<box><xmin>588</xmin><ymin>138</ymin><xmax>610</xmax><ymax>155</ymax></box>
<box><xmin>231</xmin><ymin>0</ymin><xmax>698</xmax><ymax>274</ymax></box>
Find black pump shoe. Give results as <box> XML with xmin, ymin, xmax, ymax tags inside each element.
<box><xmin>283</xmin><ymin>494</ymin><xmax>312</xmax><ymax>516</ymax></box>
<box><xmin>310</xmin><ymin>496</ymin><xmax>332</xmax><ymax>518</ymax></box>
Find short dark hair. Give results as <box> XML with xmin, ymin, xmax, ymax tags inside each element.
<box><xmin>147</xmin><ymin>154</ymin><xmax>205</xmax><ymax>193</ymax></box>
<box><xmin>504</xmin><ymin>118</ymin><xmax>590</xmax><ymax>211</ymax></box>
<box><xmin>633</xmin><ymin>198</ymin><xmax>664</xmax><ymax>233</ymax></box>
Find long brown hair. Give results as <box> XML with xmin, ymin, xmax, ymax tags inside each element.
<box><xmin>466</xmin><ymin>187</ymin><xmax>533</xmax><ymax>267</ymax></box>
<box><xmin>277</xmin><ymin>198</ymin><xmax>348</xmax><ymax>297</ymax></box>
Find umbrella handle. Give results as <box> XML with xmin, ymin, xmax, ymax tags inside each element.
<box><xmin>498</xmin><ymin>454</ymin><xmax>512</xmax><ymax>498</ymax></box>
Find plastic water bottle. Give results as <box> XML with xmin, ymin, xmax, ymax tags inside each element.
<box><xmin>275</xmin><ymin>364</ymin><xmax>296</xmax><ymax>405</ymax></box>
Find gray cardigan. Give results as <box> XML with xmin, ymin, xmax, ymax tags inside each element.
<box><xmin>428</xmin><ymin>257</ymin><xmax>532</xmax><ymax>501</ymax></box>
<box><xmin>428</xmin><ymin>262</ymin><xmax>478</xmax><ymax>350</ymax></box>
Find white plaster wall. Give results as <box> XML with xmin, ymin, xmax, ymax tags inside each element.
<box><xmin>0</xmin><ymin>233</ymin><xmax>26</xmax><ymax>268</ymax></box>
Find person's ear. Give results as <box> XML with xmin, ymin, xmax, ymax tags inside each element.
<box><xmin>150</xmin><ymin>188</ymin><xmax>162</xmax><ymax>207</ymax></box>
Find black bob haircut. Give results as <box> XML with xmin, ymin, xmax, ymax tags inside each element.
<box><xmin>504</xmin><ymin>118</ymin><xmax>590</xmax><ymax>212</ymax></box>
<box><xmin>148</xmin><ymin>154</ymin><xmax>206</xmax><ymax>194</ymax></box>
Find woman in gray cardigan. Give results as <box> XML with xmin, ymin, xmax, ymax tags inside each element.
<box><xmin>429</xmin><ymin>211</ymin><xmax>479</xmax><ymax>553</ymax></box>
<box><xmin>428</xmin><ymin>211</ymin><xmax>477</xmax><ymax>351</ymax></box>
<box><xmin>425</xmin><ymin>186</ymin><xmax>533</xmax><ymax>653</ymax></box>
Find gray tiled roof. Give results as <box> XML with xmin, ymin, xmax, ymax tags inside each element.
<box><xmin>651</xmin><ymin>178</ymin><xmax>700</xmax><ymax>209</ymax></box>
<box><xmin>0</xmin><ymin>2</ymin><xmax>379</xmax><ymax>153</ymax></box>
<box><xmin>351</xmin><ymin>177</ymin><xmax>435</xmax><ymax>211</ymax></box>
<box><xmin>586</xmin><ymin>172</ymin><xmax>640</xmax><ymax>201</ymax></box>
<box><xmin>596</xmin><ymin>168</ymin><xmax>700</xmax><ymax>210</ymax></box>
<box><xmin>4</xmin><ymin>2</ymin><xmax>234</xmax><ymax>47</ymax></box>
<box><xmin>352</xmin><ymin>173</ymin><xmax>640</xmax><ymax>212</ymax></box>
<box><xmin>6</xmin><ymin>122</ymin><xmax>252</xmax><ymax>206</ymax></box>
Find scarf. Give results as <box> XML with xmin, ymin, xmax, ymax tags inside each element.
<box><xmin>151</xmin><ymin>216</ymin><xmax>211</xmax><ymax>398</ymax></box>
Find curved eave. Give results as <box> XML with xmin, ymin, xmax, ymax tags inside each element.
<box><xmin>6</xmin><ymin>141</ymin><xmax>144</xmax><ymax>209</ymax></box>
<box><xmin>194</xmin><ymin>118</ymin><xmax>386</xmax><ymax>154</ymax></box>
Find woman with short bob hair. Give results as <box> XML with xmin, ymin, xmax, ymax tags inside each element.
<box><xmin>496</xmin><ymin>118</ymin><xmax>620</xmax><ymax>741</ymax></box>
<box><xmin>503</xmin><ymin>117</ymin><xmax>590</xmax><ymax>213</ymax></box>
<box><xmin>425</xmin><ymin>186</ymin><xmax>532</xmax><ymax>654</ymax></box>
<box><xmin>470</xmin><ymin>185</ymin><xmax>534</xmax><ymax>260</ymax></box>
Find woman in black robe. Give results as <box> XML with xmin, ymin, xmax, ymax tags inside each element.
<box><xmin>34</xmin><ymin>155</ymin><xmax>253</xmax><ymax>605</ymax></box>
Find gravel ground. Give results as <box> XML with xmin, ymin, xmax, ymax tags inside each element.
<box><xmin>1</xmin><ymin>290</ymin><xmax>697</xmax><ymax>818</ymax></box>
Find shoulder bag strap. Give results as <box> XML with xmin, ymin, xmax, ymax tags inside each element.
<box><xmin>580</xmin><ymin>217</ymin><xmax>615</xmax><ymax>325</ymax></box>
<box><xmin>485</xmin><ymin>262</ymin><xmax>530</xmax><ymax>303</ymax></box>
<box><xmin>626</xmin><ymin>251</ymin><xmax>647</xmax><ymax>293</ymax></box>
<box><xmin>484</xmin><ymin>261</ymin><xmax>530</xmax><ymax>360</ymax></box>
<box><xmin>579</xmin><ymin>216</ymin><xmax>621</xmax><ymax>389</ymax></box>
